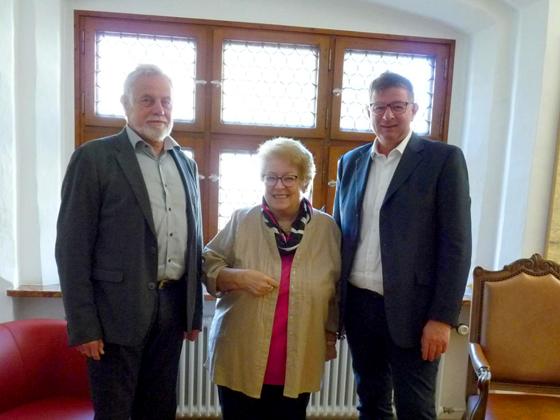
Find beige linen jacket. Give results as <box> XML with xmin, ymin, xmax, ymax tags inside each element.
<box><xmin>203</xmin><ymin>205</ymin><xmax>341</xmax><ymax>398</ymax></box>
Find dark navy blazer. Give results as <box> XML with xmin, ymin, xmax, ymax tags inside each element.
<box><xmin>333</xmin><ymin>133</ymin><xmax>471</xmax><ymax>348</ymax></box>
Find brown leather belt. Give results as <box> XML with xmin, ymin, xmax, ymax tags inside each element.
<box><xmin>157</xmin><ymin>279</ymin><xmax>179</xmax><ymax>289</ymax></box>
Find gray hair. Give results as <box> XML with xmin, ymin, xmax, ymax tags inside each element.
<box><xmin>257</xmin><ymin>137</ymin><xmax>316</xmax><ymax>192</ymax></box>
<box><xmin>122</xmin><ymin>64</ymin><xmax>172</xmax><ymax>106</ymax></box>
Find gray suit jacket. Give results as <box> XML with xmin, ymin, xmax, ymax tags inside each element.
<box><xmin>56</xmin><ymin>129</ymin><xmax>203</xmax><ymax>346</ymax></box>
<box><xmin>333</xmin><ymin>134</ymin><xmax>472</xmax><ymax>347</ymax></box>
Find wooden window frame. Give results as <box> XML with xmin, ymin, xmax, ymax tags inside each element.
<box><xmin>210</xmin><ymin>28</ymin><xmax>331</xmax><ymax>138</ymax></box>
<box><xmin>78</xmin><ymin>16</ymin><xmax>209</xmax><ymax>138</ymax></box>
<box><xmin>75</xmin><ymin>10</ymin><xmax>455</xmax><ymax>239</ymax></box>
<box><xmin>330</xmin><ymin>36</ymin><xmax>454</xmax><ymax>142</ymax></box>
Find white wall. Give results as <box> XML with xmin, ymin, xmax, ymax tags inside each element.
<box><xmin>0</xmin><ymin>0</ymin><xmax>17</xmax><ymax>321</ymax></box>
<box><xmin>5</xmin><ymin>0</ymin><xmax>64</xmax><ymax>289</ymax></box>
<box><xmin>523</xmin><ymin>0</ymin><xmax>560</xmax><ymax>257</ymax></box>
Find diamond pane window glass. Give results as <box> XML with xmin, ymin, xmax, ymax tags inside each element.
<box><xmin>218</xmin><ymin>152</ymin><xmax>263</xmax><ymax>230</ymax></box>
<box><xmin>95</xmin><ymin>31</ymin><xmax>197</xmax><ymax>122</ymax></box>
<box><xmin>221</xmin><ymin>40</ymin><xmax>319</xmax><ymax>128</ymax></box>
<box><xmin>339</xmin><ymin>50</ymin><xmax>435</xmax><ymax>135</ymax></box>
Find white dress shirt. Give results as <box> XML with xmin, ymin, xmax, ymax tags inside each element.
<box><xmin>348</xmin><ymin>131</ymin><xmax>413</xmax><ymax>295</ymax></box>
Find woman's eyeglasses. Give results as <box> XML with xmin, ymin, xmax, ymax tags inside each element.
<box><xmin>263</xmin><ymin>174</ymin><xmax>298</xmax><ymax>187</ymax></box>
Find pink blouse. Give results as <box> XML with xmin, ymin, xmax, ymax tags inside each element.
<box><xmin>263</xmin><ymin>253</ymin><xmax>294</xmax><ymax>385</ymax></box>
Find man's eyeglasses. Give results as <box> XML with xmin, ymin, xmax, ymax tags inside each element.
<box><xmin>263</xmin><ymin>174</ymin><xmax>298</xmax><ymax>187</ymax></box>
<box><xmin>369</xmin><ymin>101</ymin><xmax>410</xmax><ymax>115</ymax></box>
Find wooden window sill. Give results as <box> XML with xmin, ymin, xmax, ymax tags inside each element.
<box><xmin>7</xmin><ymin>285</ymin><xmax>62</xmax><ymax>298</ymax></box>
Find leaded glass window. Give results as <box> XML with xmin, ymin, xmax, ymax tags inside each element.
<box><xmin>217</xmin><ymin>152</ymin><xmax>262</xmax><ymax>230</ymax></box>
<box><xmin>339</xmin><ymin>50</ymin><xmax>435</xmax><ymax>135</ymax></box>
<box><xmin>95</xmin><ymin>31</ymin><xmax>197</xmax><ymax>121</ymax></box>
<box><xmin>221</xmin><ymin>40</ymin><xmax>319</xmax><ymax>128</ymax></box>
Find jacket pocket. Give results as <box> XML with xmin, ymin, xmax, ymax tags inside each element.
<box><xmin>92</xmin><ymin>268</ymin><xmax>123</xmax><ymax>283</ymax></box>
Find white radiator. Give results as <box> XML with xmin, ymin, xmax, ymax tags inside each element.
<box><xmin>176</xmin><ymin>325</ymin><xmax>358</xmax><ymax>418</ymax></box>
<box><xmin>176</xmin><ymin>314</ymin><xmax>466</xmax><ymax>419</ymax></box>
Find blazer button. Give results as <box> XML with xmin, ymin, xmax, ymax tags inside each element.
<box><xmin>148</xmin><ymin>282</ymin><xmax>156</xmax><ymax>290</ymax></box>
<box><xmin>150</xmin><ymin>246</ymin><xmax>157</xmax><ymax>255</ymax></box>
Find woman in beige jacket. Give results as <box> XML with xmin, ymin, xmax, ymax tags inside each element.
<box><xmin>203</xmin><ymin>137</ymin><xmax>341</xmax><ymax>420</ymax></box>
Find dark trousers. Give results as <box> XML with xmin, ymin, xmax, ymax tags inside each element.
<box><xmin>218</xmin><ymin>384</ymin><xmax>310</xmax><ymax>420</ymax></box>
<box><xmin>87</xmin><ymin>283</ymin><xmax>186</xmax><ymax>420</ymax></box>
<box><xmin>345</xmin><ymin>284</ymin><xmax>439</xmax><ymax>420</ymax></box>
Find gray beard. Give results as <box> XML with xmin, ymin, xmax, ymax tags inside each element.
<box><xmin>141</xmin><ymin>122</ymin><xmax>173</xmax><ymax>142</ymax></box>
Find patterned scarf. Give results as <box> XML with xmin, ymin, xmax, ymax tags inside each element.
<box><xmin>261</xmin><ymin>197</ymin><xmax>313</xmax><ymax>256</ymax></box>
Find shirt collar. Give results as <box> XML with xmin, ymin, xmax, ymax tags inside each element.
<box><xmin>125</xmin><ymin>125</ymin><xmax>179</xmax><ymax>152</ymax></box>
<box><xmin>371</xmin><ymin>130</ymin><xmax>413</xmax><ymax>159</ymax></box>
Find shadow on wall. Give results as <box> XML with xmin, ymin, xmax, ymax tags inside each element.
<box><xmin>0</xmin><ymin>278</ymin><xmax>14</xmax><ymax>322</ymax></box>
<box><xmin>0</xmin><ymin>280</ymin><xmax>66</xmax><ymax>321</ymax></box>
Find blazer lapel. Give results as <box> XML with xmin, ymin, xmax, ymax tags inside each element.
<box><xmin>383</xmin><ymin>134</ymin><xmax>424</xmax><ymax>205</ymax></box>
<box><xmin>113</xmin><ymin>130</ymin><xmax>157</xmax><ymax>237</ymax></box>
<box><xmin>352</xmin><ymin>145</ymin><xmax>373</xmax><ymax>221</ymax></box>
<box><xmin>169</xmin><ymin>148</ymin><xmax>197</xmax><ymax>240</ymax></box>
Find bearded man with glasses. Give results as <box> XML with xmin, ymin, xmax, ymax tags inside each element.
<box><xmin>333</xmin><ymin>72</ymin><xmax>471</xmax><ymax>420</ymax></box>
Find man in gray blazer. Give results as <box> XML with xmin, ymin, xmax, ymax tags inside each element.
<box><xmin>56</xmin><ymin>64</ymin><xmax>203</xmax><ymax>420</ymax></box>
<box><xmin>333</xmin><ymin>72</ymin><xmax>471</xmax><ymax>419</ymax></box>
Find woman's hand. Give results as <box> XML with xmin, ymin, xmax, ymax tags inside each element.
<box><xmin>239</xmin><ymin>269</ymin><xmax>279</xmax><ymax>296</ymax></box>
<box><xmin>325</xmin><ymin>331</ymin><xmax>337</xmax><ymax>361</ymax></box>
<box><xmin>216</xmin><ymin>268</ymin><xmax>279</xmax><ymax>296</ymax></box>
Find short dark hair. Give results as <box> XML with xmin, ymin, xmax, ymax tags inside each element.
<box><xmin>369</xmin><ymin>71</ymin><xmax>414</xmax><ymax>102</ymax></box>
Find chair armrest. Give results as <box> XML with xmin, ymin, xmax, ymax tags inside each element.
<box><xmin>467</xmin><ymin>343</ymin><xmax>491</xmax><ymax>420</ymax></box>
<box><xmin>469</xmin><ymin>342</ymin><xmax>490</xmax><ymax>374</ymax></box>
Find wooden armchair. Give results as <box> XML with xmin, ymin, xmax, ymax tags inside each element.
<box><xmin>465</xmin><ymin>254</ymin><xmax>560</xmax><ymax>419</ymax></box>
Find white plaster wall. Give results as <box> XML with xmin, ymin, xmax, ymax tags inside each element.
<box><xmin>498</xmin><ymin>1</ymin><xmax>549</xmax><ymax>265</ymax></box>
<box><xmin>11</xmin><ymin>297</ymin><xmax>66</xmax><ymax>320</ymax></box>
<box><xmin>14</xmin><ymin>0</ymin><xmax>43</xmax><ymax>287</ymax></box>
<box><xmin>463</xmin><ymin>17</ymin><xmax>517</xmax><ymax>270</ymax></box>
<box><xmin>34</xmin><ymin>0</ymin><xmax>63</xmax><ymax>285</ymax></box>
<box><xmin>13</xmin><ymin>0</ymin><xmax>63</xmax><ymax>287</ymax></box>
<box><xmin>0</xmin><ymin>0</ymin><xmax>17</xmax><ymax>321</ymax></box>
<box><xmin>523</xmin><ymin>0</ymin><xmax>560</xmax><ymax>258</ymax></box>
<box><xmin>0</xmin><ymin>3</ymin><xmax>17</xmax><ymax>279</ymax></box>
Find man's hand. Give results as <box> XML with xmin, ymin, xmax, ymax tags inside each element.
<box><xmin>76</xmin><ymin>339</ymin><xmax>105</xmax><ymax>361</ymax></box>
<box><xmin>325</xmin><ymin>331</ymin><xmax>337</xmax><ymax>361</ymax></box>
<box><xmin>185</xmin><ymin>330</ymin><xmax>200</xmax><ymax>342</ymax></box>
<box><xmin>421</xmin><ymin>320</ymin><xmax>451</xmax><ymax>361</ymax></box>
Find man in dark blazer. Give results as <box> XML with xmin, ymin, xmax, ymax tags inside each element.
<box><xmin>56</xmin><ymin>64</ymin><xmax>203</xmax><ymax>420</ymax></box>
<box><xmin>333</xmin><ymin>72</ymin><xmax>471</xmax><ymax>419</ymax></box>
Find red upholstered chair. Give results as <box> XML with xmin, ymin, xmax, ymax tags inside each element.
<box><xmin>0</xmin><ymin>318</ymin><xmax>93</xmax><ymax>419</ymax></box>
<box><xmin>465</xmin><ymin>254</ymin><xmax>560</xmax><ymax>419</ymax></box>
